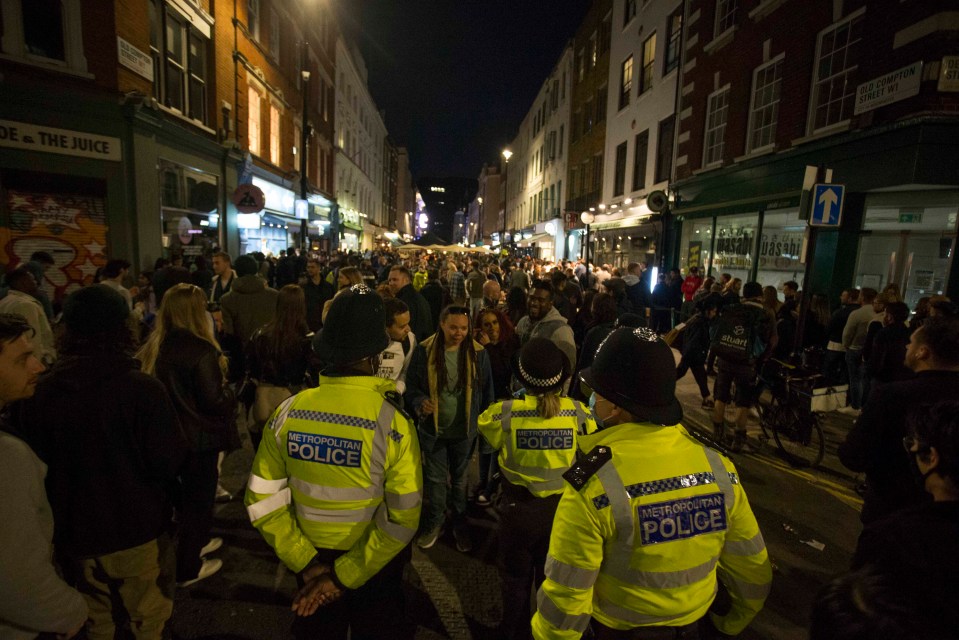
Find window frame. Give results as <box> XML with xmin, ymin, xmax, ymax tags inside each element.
<box><xmin>714</xmin><ymin>0</ymin><xmax>738</xmax><ymax>38</ymax></box>
<box><xmin>632</xmin><ymin>130</ymin><xmax>649</xmax><ymax>192</ymax></box>
<box><xmin>149</xmin><ymin>0</ymin><xmax>211</xmax><ymax>126</ymax></box>
<box><xmin>639</xmin><ymin>32</ymin><xmax>656</xmax><ymax>96</ymax></box>
<box><xmin>624</xmin><ymin>0</ymin><xmax>637</xmax><ymax>26</ymax></box>
<box><xmin>248</xmin><ymin>84</ymin><xmax>263</xmax><ymax>156</ymax></box>
<box><xmin>613</xmin><ymin>141</ymin><xmax>628</xmax><ymax>198</ymax></box>
<box><xmin>619</xmin><ymin>55</ymin><xmax>633</xmax><ymax>110</ymax></box>
<box><xmin>655</xmin><ymin>115</ymin><xmax>675</xmax><ymax>184</ymax></box>
<box><xmin>807</xmin><ymin>8</ymin><xmax>865</xmax><ymax>134</ymax></box>
<box><xmin>269</xmin><ymin>103</ymin><xmax>281</xmax><ymax>165</ymax></box>
<box><xmin>248</xmin><ymin>0</ymin><xmax>260</xmax><ymax>40</ymax></box>
<box><xmin>269</xmin><ymin>7</ymin><xmax>280</xmax><ymax>60</ymax></box>
<box><xmin>746</xmin><ymin>54</ymin><xmax>784</xmax><ymax>154</ymax></box>
<box><xmin>702</xmin><ymin>86</ymin><xmax>730</xmax><ymax>168</ymax></box>
<box><xmin>664</xmin><ymin>6</ymin><xmax>683</xmax><ymax>75</ymax></box>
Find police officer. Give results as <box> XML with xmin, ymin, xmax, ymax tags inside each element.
<box><xmin>478</xmin><ymin>338</ymin><xmax>598</xmax><ymax>640</ymax></box>
<box><xmin>532</xmin><ymin>327</ymin><xmax>772</xmax><ymax>640</ymax></box>
<box><xmin>245</xmin><ymin>284</ymin><xmax>422</xmax><ymax>639</ymax></box>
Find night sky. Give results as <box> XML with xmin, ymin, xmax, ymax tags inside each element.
<box><xmin>337</xmin><ymin>0</ymin><xmax>592</xmax><ymax>180</ymax></box>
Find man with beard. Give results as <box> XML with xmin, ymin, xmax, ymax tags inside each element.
<box><xmin>515</xmin><ymin>280</ymin><xmax>576</xmax><ymax>374</ymax></box>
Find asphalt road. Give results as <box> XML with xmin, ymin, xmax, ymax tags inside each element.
<box><xmin>171</xmin><ymin>358</ymin><xmax>864</xmax><ymax>639</ymax></box>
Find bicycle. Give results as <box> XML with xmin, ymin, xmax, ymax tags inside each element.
<box><xmin>756</xmin><ymin>359</ymin><xmax>826</xmax><ymax>467</ymax></box>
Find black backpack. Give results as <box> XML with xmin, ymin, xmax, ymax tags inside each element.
<box><xmin>710</xmin><ymin>303</ymin><xmax>766</xmax><ymax>363</ymax></box>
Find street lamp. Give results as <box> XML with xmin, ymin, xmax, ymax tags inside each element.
<box><xmin>299</xmin><ymin>42</ymin><xmax>312</xmax><ymax>253</ymax></box>
<box><xmin>581</xmin><ymin>211</ymin><xmax>595</xmax><ymax>270</ymax></box>
<box><xmin>502</xmin><ymin>148</ymin><xmax>512</xmax><ymax>252</ymax></box>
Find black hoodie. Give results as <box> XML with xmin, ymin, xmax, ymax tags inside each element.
<box><xmin>21</xmin><ymin>351</ymin><xmax>186</xmax><ymax>558</ymax></box>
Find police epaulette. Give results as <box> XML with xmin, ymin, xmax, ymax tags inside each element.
<box><xmin>383</xmin><ymin>390</ymin><xmax>413</xmax><ymax>422</ymax></box>
<box><xmin>563</xmin><ymin>445</ymin><xmax>612</xmax><ymax>491</ymax></box>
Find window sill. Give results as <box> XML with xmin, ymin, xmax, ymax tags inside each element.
<box><xmin>0</xmin><ymin>53</ymin><xmax>94</xmax><ymax>79</ymax></box>
<box><xmin>791</xmin><ymin>121</ymin><xmax>851</xmax><ymax>147</ymax></box>
<box><xmin>733</xmin><ymin>146</ymin><xmax>776</xmax><ymax>162</ymax></box>
<box><xmin>693</xmin><ymin>161</ymin><xmax>723</xmax><ymax>175</ymax></box>
<box><xmin>703</xmin><ymin>26</ymin><xmax>737</xmax><ymax>55</ymax></box>
<box><xmin>748</xmin><ymin>0</ymin><xmax>787</xmax><ymax>22</ymax></box>
<box><xmin>157</xmin><ymin>104</ymin><xmax>217</xmax><ymax>136</ymax></box>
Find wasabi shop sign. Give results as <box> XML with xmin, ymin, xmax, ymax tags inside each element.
<box><xmin>854</xmin><ymin>61</ymin><xmax>922</xmax><ymax>116</ymax></box>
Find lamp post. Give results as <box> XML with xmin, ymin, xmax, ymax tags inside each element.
<box><xmin>299</xmin><ymin>42</ymin><xmax>311</xmax><ymax>253</ymax></box>
<box><xmin>501</xmin><ymin>148</ymin><xmax>512</xmax><ymax>253</ymax></box>
<box><xmin>581</xmin><ymin>211</ymin><xmax>595</xmax><ymax>271</ymax></box>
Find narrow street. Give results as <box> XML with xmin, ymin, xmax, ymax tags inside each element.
<box><xmin>171</xmin><ymin>354</ymin><xmax>864</xmax><ymax>639</ymax></box>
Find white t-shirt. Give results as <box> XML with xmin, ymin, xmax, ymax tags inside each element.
<box><xmin>377</xmin><ymin>332</ymin><xmax>417</xmax><ymax>394</ymax></box>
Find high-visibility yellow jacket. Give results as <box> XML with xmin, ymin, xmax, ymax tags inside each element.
<box><xmin>477</xmin><ymin>396</ymin><xmax>597</xmax><ymax>498</ymax></box>
<box><xmin>244</xmin><ymin>375</ymin><xmax>422</xmax><ymax>589</ymax></box>
<box><xmin>532</xmin><ymin>422</ymin><xmax>771</xmax><ymax>639</ymax></box>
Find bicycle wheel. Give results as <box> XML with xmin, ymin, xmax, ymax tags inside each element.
<box><xmin>773</xmin><ymin>406</ymin><xmax>825</xmax><ymax>467</ymax></box>
<box><xmin>756</xmin><ymin>399</ymin><xmax>775</xmax><ymax>442</ymax></box>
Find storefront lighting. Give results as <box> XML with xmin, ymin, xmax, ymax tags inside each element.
<box><xmin>589</xmin><ymin>207</ymin><xmax>596</xmax><ymax>212</ymax></box>
<box><xmin>199</xmin><ymin>219</ymin><xmax>210</xmax><ymax>226</ymax></box>
<box><xmin>545</xmin><ymin>222</ymin><xmax>556</xmax><ymax>235</ymax></box>
<box><xmin>598</xmin><ymin>203</ymin><xmax>607</xmax><ymax>210</ymax></box>
<box><xmin>624</xmin><ymin>198</ymin><xmax>633</xmax><ymax>205</ymax></box>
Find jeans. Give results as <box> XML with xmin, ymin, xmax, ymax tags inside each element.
<box><xmin>845</xmin><ymin>349</ymin><xmax>864</xmax><ymax>409</ymax></box>
<box><xmin>175</xmin><ymin>450</ymin><xmax>220</xmax><ymax>581</ymax></box>
<box><xmin>422</xmin><ymin>437</ymin><xmax>472</xmax><ymax>531</ymax></box>
<box><xmin>676</xmin><ymin>356</ymin><xmax>711</xmax><ymax>398</ymax></box>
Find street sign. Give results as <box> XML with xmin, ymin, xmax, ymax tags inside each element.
<box><xmin>232</xmin><ymin>183</ymin><xmax>265</xmax><ymax>214</ymax></box>
<box><xmin>810</xmin><ymin>184</ymin><xmax>845</xmax><ymax>227</ymax></box>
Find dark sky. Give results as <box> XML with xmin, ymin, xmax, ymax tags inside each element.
<box><xmin>337</xmin><ymin>1</ymin><xmax>591</xmax><ymax>180</ymax></box>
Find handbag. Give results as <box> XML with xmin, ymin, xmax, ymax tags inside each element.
<box><xmin>253</xmin><ymin>383</ymin><xmax>295</xmax><ymax>423</ymax></box>
<box><xmin>663</xmin><ymin>321</ymin><xmax>688</xmax><ymax>347</ymax></box>
<box><xmin>810</xmin><ymin>384</ymin><xmax>849</xmax><ymax>413</ymax></box>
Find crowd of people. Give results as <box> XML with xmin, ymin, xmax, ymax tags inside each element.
<box><xmin>1</xmin><ymin>245</ymin><xmax>957</xmax><ymax>640</ymax></box>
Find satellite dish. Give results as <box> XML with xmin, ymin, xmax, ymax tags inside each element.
<box><xmin>647</xmin><ymin>190</ymin><xmax>668</xmax><ymax>212</ymax></box>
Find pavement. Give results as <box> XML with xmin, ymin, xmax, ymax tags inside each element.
<box><xmin>170</xmin><ymin>359</ymin><xmax>866</xmax><ymax>639</ymax></box>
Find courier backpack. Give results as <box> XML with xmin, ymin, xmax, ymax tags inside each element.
<box><xmin>710</xmin><ymin>302</ymin><xmax>766</xmax><ymax>363</ymax></box>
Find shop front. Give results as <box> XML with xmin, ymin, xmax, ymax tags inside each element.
<box><xmin>158</xmin><ymin>158</ymin><xmax>220</xmax><ymax>265</ymax></box>
<box><xmin>589</xmin><ymin>214</ymin><xmax>659</xmax><ymax>271</ymax></box>
<box><xmin>340</xmin><ymin>209</ymin><xmax>362</xmax><ymax>252</ymax></box>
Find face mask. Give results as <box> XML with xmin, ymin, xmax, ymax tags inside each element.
<box><xmin>589</xmin><ymin>393</ymin><xmax>605</xmax><ymax>429</ymax></box>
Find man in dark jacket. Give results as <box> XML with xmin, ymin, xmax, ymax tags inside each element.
<box><xmin>21</xmin><ymin>286</ymin><xmax>186</xmax><ymax>639</ymax></box>
<box><xmin>823</xmin><ymin>288</ymin><xmax>860</xmax><ymax>384</ymax></box>
<box><xmin>420</xmin><ymin>268</ymin><xmax>447</xmax><ymax>331</ymax></box>
<box><xmin>220</xmin><ymin>255</ymin><xmax>279</xmax><ymax>344</ymax></box>
<box><xmin>389</xmin><ymin>265</ymin><xmax>434</xmax><ymax>340</ymax></box>
<box><xmin>839</xmin><ymin>316</ymin><xmax>959</xmax><ymax>524</ymax></box>
<box><xmin>303</xmin><ymin>257</ymin><xmax>335</xmax><ymax>332</ymax></box>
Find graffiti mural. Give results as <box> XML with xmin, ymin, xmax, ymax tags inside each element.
<box><xmin>1</xmin><ymin>190</ymin><xmax>108</xmax><ymax>305</ymax></box>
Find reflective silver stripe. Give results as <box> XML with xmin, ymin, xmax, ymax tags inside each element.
<box><xmin>595</xmin><ymin>460</ymin><xmax>635</xmax><ymax>556</ymax></box>
<box><xmin>271</xmin><ymin>395</ymin><xmax>299</xmax><ymax>448</ymax></box>
<box><xmin>594</xmin><ymin>596</ymin><xmax>689</xmax><ymax>626</ymax></box>
<box><xmin>373</xmin><ymin>503</ymin><xmax>417</xmax><ymax>543</ymax></box>
<box><xmin>385</xmin><ymin>490</ymin><xmax>422</xmax><ymax>510</ymax></box>
<box><xmin>572</xmin><ymin>400</ymin><xmax>587</xmax><ymax>434</ymax></box>
<box><xmin>605</xmin><ymin>556</ymin><xmax>718</xmax><ymax>589</ymax></box>
<box><xmin>246</xmin><ymin>487</ymin><xmax>292</xmax><ymax>522</ymax></box>
<box><xmin>247</xmin><ymin>474</ymin><xmax>289</xmax><ymax>494</ymax></box>
<box><xmin>369</xmin><ymin>401</ymin><xmax>395</xmax><ymax>490</ymax></box>
<box><xmin>727</xmin><ymin>575</ymin><xmax>771</xmax><ymax>600</ymax></box>
<box><xmin>525</xmin><ymin>477</ymin><xmax>567</xmax><ymax>493</ymax></box>
<box><xmin>295</xmin><ymin>502</ymin><xmax>377</xmax><ymax>523</ymax></box>
<box><xmin>703</xmin><ymin>447</ymin><xmax>735</xmax><ymax>511</ymax></box>
<box><xmin>724</xmin><ymin>531</ymin><xmax>767</xmax><ymax>556</ymax></box>
<box><xmin>501</xmin><ymin>400</ymin><xmax>515</xmax><ymax>434</ymax></box>
<box><xmin>290</xmin><ymin>477</ymin><xmax>381</xmax><ymax>502</ymax></box>
<box><xmin>501</xmin><ymin>400</ymin><xmax>516</xmax><ymax>470</ymax></box>
<box><xmin>503</xmin><ymin>464</ymin><xmax>567</xmax><ymax>481</ymax></box>
<box><xmin>544</xmin><ymin>554</ymin><xmax>599</xmax><ymax>590</ymax></box>
<box><xmin>535</xmin><ymin>587</ymin><xmax>592</xmax><ymax>633</ymax></box>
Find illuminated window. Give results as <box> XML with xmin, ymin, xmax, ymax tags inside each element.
<box><xmin>703</xmin><ymin>87</ymin><xmax>730</xmax><ymax>166</ymax></box>
<box><xmin>619</xmin><ymin>56</ymin><xmax>633</xmax><ymax>110</ymax></box>
<box><xmin>640</xmin><ymin>33</ymin><xmax>656</xmax><ymax>95</ymax></box>
<box><xmin>269</xmin><ymin>104</ymin><xmax>280</xmax><ymax>165</ymax></box>
<box><xmin>248</xmin><ymin>86</ymin><xmax>262</xmax><ymax>156</ymax></box>
<box><xmin>810</xmin><ymin>10</ymin><xmax>864</xmax><ymax>131</ymax></box>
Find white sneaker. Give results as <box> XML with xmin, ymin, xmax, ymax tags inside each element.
<box><xmin>178</xmin><ymin>558</ymin><xmax>223</xmax><ymax>587</ymax></box>
<box><xmin>200</xmin><ymin>537</ymin><xmax>223</xmax><ymax>557</ymax></box>
<box><xmin>838</xmin><ymin>406</ymin><xmax>860</xmax><ymax>416</ymax></box>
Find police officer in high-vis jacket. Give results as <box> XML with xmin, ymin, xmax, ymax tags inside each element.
<box><xmin>245</xmin><ymin>285</ymin><xmax>422</xmax><ymax>639</ymax></box>
<box><xmin>478</xmin><ymin>338</ymin><xmax>598</xmax><ymax>640</ymax></box>
<box><xmin>532</xmin><ymin>327</ymin><xmax>772</xmax><ymax>640</ymax></box>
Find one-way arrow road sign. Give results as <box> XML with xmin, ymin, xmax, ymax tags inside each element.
<box><xmin>810</xmin><ymin>183</ymin><xmax>845</xmax><ymax>227</ymax></box>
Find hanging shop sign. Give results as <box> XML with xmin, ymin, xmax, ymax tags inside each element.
<box><xmin>0</xmin><ymin>119</ymin><xmax>121</xmax><ymax>161</ymax></box>
<box><xmin>232</xmin><ymin>184</ymin><xmax>266</xmax><ymax>214</ymax></box>
<box><xmin>854</xmin><ymin>61</ymin><xmax>922</xmax><ymax>115</ymax></box>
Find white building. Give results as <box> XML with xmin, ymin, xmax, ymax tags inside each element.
<box><xmin>506</xmin><ymin>44</ymin><xmax>573</xmax><ymax>262</ymax></box>
<box><xmin>335</xmin><ymin>37</ymin><xmax>388</xmax><ymax>252</ymax></box>
<box><xmin>596</xmin><ymin>0</ymin><xmax>683</xmax><ymax>268</ymax></box>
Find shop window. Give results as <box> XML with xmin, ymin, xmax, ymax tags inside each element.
<box><xmin>810</xmin><ymin>9</ymin><xmax>864</xmax><ymax>132</ymax></box>
<box><xmin>614</xmin><ymin>142</ymin><xmax>628</xmax><ymax>198</ymax></box>
<box><xmin>158</xmin><ymin>159</ymin><xmax>219</xmax><ymax>264</ymax></box>
<box><xmin>248</xmin><ymin>86</ymin><xmax>262</xmax><ymax>155</ymax></box>
<box><xmin>747</xmin><ymin>56</ymin><xmax>783</xmax><ymax>153</ymax></box>
<box><xmin>619</xmin><ymin>56</ymin><xmax>633</xmax><ymax>110</ymax></box>
<box><xmin>679</xmin><ymin>218</ymin><xmax>715</xmax><ymax>275</ymax></box>
<box><xmin>664</xmin><ymin>6</ymin><xmax>683</xmax><ymax>74</ymax></box>
<box><xmin>632</xmin><ymin>130</ymin><xmax>649</xmax><ymax>192</ymax></box>
<box><xmin>702</xmin><ymin>86</ymin><xmax>730</xmax><ymax>167</ymax></box>
<box><xmin>756</xmin><ymin>210</ymin><xmax>806</xmax><ymax>290</ymax></box>
<box><xmin>639</xmin><ymin>33</ymin><xmax>656</xmax><ymax>96</ymax></box>
<box><xmin>712</xmin><ymin>213</ymin><xmax>759</xmax><ymax>282</ymax></box>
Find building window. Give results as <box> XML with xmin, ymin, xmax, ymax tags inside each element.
<box><xmin>640</xmin><ymin>33</ymin><xmax>656</xmax><ymax>95</ymax></box>
<box><xmin>269</xmin><ymin>104</ymin><xmax>280</xmax><ymax>165</ymax></box>
<box><xmin>619</xmin><ymin>56</ymin><xmax>633</xmax><ymax>110</ymax></box>
<box><xmin>632</xmin><ymin>130</ymin><xmax>649</xmax><ymax>192</ymax></box>
<box><xmin>624</xmin><ymin>0</ymin><xmax>637</xmax><ymax>26</ymax></box>
<box><xmin>747</xmin><ymin>56</ymin><xmax>783</xmax><ymax>152</ymax></box>
<box><xmin>702</xmin><ymin>87</ymin><xmax>729</xmax><ymax>166</ymax></box>
<box><xmin>570</xmin><ymin>167</ymin><xmax>579</xmax><ymax>198</ymax></box>
<box><xmin>559</xmin><ymin>125</ymin><xmax>564</xmax><ymax>156</ymax></box>
<box><xmin>248</xmin><ymin>0</ymin><xmax>260</xmax><ymax>40</ymax></box>
<box><xmin>589</xmin><ymin>32</ymin><xmax>597</xmax><ymax>68</ymax></box>
<box><xmin>655</xmin><ymin>115</ymin><xmax>674</xmax><ymax>183</ymax></box>
<box><xmin>149</xmin><ymin>2</ymin><xmax>210</xmax><ymax>125</ymax></box>
<box><xmin>810</xmin><ymin>10</ymin><xmax>864</xmax><ymax>131</ymax></box>
<box><xmin>614</xmin><ymin>142</ymin><xmax>628</xmax><ymax>197</ymax></box>
<box><xmin>591</xmin><ymin>154</ymin><xmax>603</xmax><ymax>193</ymax></box>
<box><xmin>22</xmin><ymin>0</ymin><xmax>65</xmax><ymax>61</ymax></box>
<box><xmin>596</xmin><ymin>86</ymin><xmax>608</xmax><ymax>123</ymax></box>
<box><xmin>714</xmin><ymin>0</ymin><xmax>737</xmax><ymax>36</ymax></box>
<box><xmin>599</xmin><ymin>15</ymin><xmax>611</xmax><ymax>56</ymax></box>
<box><xmin>1</xmin><ymin>0</ymin><xmax>88</xmax><ymax>72</ymax></box>
<box><xmin>664</xmin><ymin>7</ymin><xmax>683</xmax><ymax>74</ymax></box>
<box><xmin>248</xmin><ymin>86</ymin><xmax>262</xmax><ymax>155</ymax></box>
<box><xmin>269</xmin><ymin>8</ymin><xmax>280</xmax><ymax>59</ymax></box>
<box><xmin>584</xmin><ymin>98</ymin><xmax>594</xmax><ymax>133</ymax></box>
<box><xmin>578</xmin><ymin>47</ymin><xmax>586</xmax><ymax>81</ymax></box>
<box><xmin>581</xmin><ymin>160</ymin><xmax>590</xmax><ymax>195</ymax></box>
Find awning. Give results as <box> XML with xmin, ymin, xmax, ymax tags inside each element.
<box><xmin>518</xmin><ymin>232</ymin><xmax>553</xmax><ymax>246</ymax></box>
